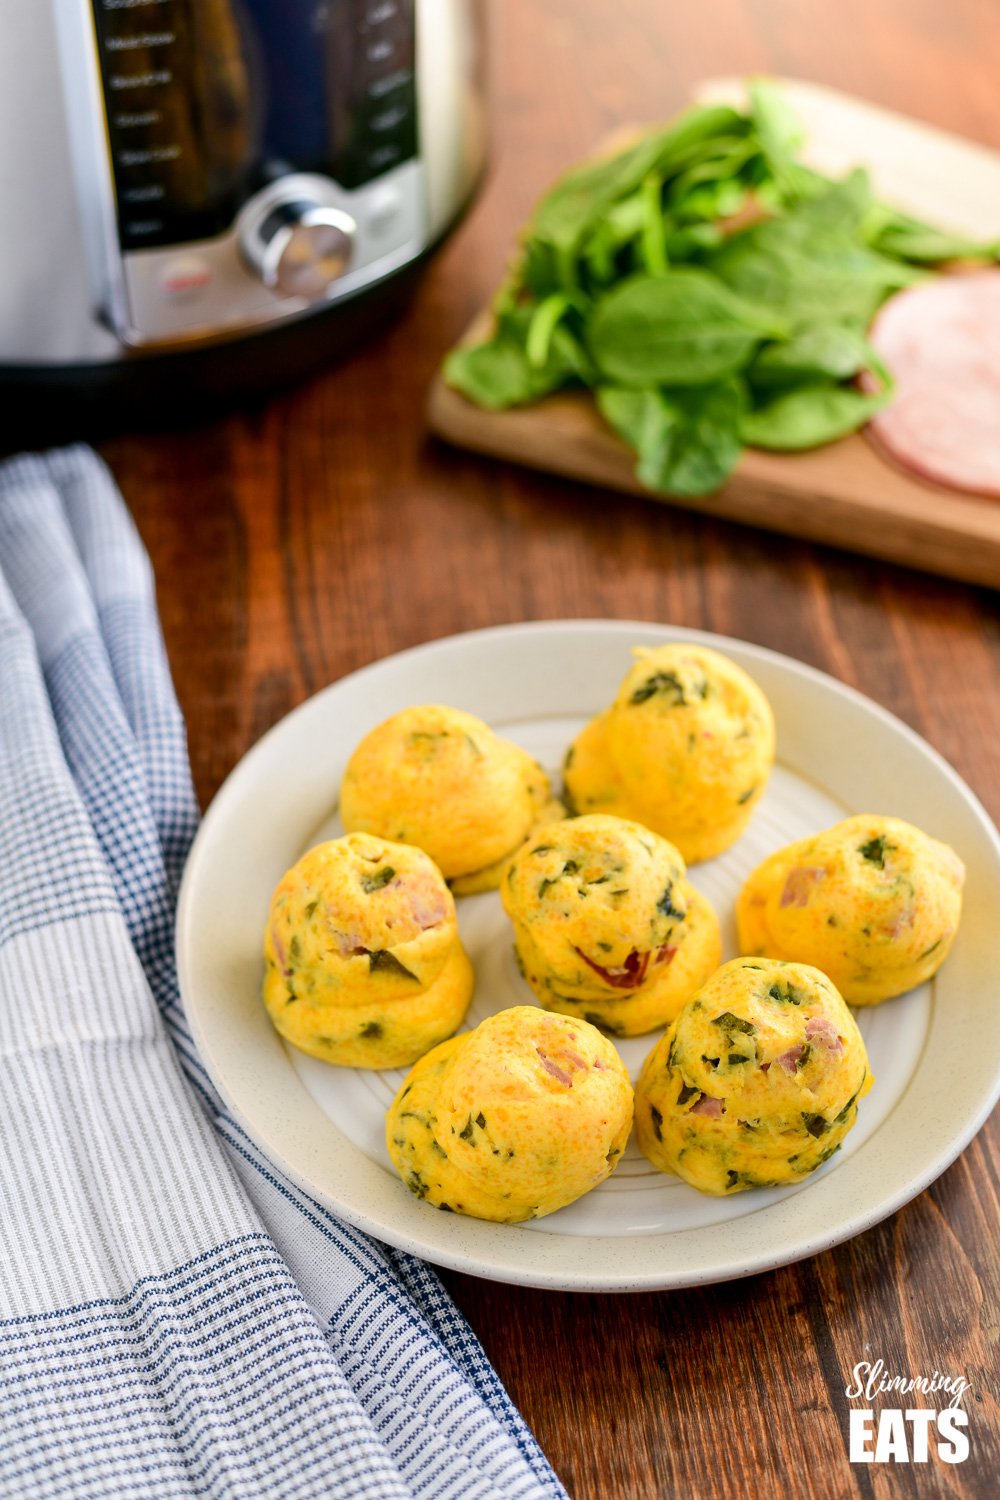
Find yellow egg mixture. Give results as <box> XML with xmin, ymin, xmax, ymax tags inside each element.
<box><xmin>339</xmin><ymin>704</ymin><xmax>563</xmax><ymax>893</ymax></box>
<box><xmin>635</xmin><ymin>956</ymin><xmax>872</xmax><ymax>1194</ymax></box>
<box><xmin>258</xmin><ymin>653</ymin><xmax>966</xmax><ymax>1216</ymax></box>
<box><xmin>386</xmin><ymin>1007</ymin><xmax>634</xmax><ymax>1221</ymax></box>
<box><xmin>263</xmin><ymin>834</ymin><xmax>473</xmax><ymax>1068</ymax></box>
<box><xmin>564</xmin><ymin>644</ymin><xmax>775</xmax><ymax>863</ymax></box>
<box><xmin>501</xmin><ymin>813</ymin><xmax>721</xmax><ymax>1035</ymax></box>
<box><xmin>738</xmin><ymin>815</ymin><xmax>965</xmax><ymax>1004</ymax></box>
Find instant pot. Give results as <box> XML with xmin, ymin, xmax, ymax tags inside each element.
<box><xmin>1</xmin><ymin>0</ymin><xmax>488</xmax><ymax>425</ymax></box>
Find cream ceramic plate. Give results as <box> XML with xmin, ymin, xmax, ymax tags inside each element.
<box><xmin>176</xmin><ymin>621</ymin><xmax>1000</xmax><ymax>1290</ymax></box>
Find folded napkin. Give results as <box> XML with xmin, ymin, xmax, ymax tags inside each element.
<box><xmin>0</xmin><ymin>447</ymin><xmax>566</xmax><ymax>1500</ymax></box>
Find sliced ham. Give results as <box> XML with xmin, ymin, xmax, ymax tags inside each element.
<box><xmin>865</xmin><ymin>270</ymin><xmax>1000</xmax><ymax>498</ymax></box>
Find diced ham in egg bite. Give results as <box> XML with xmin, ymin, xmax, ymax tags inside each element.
<box><xmin>635</xmin><ymin>957</ymin><xmax>872</xmax><ymax>1195</ymax></box>
<box><xmin>737</xmin><ymin>815</ymin><xmax>964</xmax><ymax>1004</ymax></box>
<box><xmin>386</xmin><ymin>1007</ymin><xmax>633</xmax><ymax>1221</ymax></box>
<box><xmin>340</xmin><ymin>704</ymin><xmax>563</xmax><ymax>894</ymax></box>
<box><xmin>262</xmin><ymin>834</ymin><xmax>473</xmax><ymax>1068</ymax></box>
<box><xmin>564</xmin><ymin>645</ymin><xmax>775</xmax><ymax>864</ymax></box>
<box><xmin>501</xmin><ymin>813</ymin><xmax>721</xmax><ymax>1036</ymax></box>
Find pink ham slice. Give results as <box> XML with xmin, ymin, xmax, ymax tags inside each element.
<box><xmin>865</xmin><ymin>270</ymin><xmax>1000</xmax><ymax>498</ymax></box>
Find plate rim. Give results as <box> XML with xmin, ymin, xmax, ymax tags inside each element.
<box><xmin>177</xmin><ymin>619</ymin><xmax>1000</xmax><ymax>1291</ymax></box>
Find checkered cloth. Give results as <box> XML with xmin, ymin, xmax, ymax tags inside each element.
<box><xmin>0</xmin><ymin>447</ymin><xmax>566</xmax><ymax>1500</ymax></box>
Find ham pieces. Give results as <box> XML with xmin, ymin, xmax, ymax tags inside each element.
<box><xmin>864</xmin><ymin>270</ymin><xmax>1000</xmax><ymax>497</ymax></box>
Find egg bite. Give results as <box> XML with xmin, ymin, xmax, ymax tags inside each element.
<box><xmin>737</xmin><ymin>815</ymin><xmax>965</xmax><ymax>1005</ymax></box>
<box><xmin>501</xmin><ymin>813</ymin><xmax>722</xmax><ymax>1036</ymax></box>
<box><xmin>263</xmin><ymin>834</ymin><xmax>473</xmax><ymax>1068</ymax></box>
<box><xmin>385</xmin><ymin>1006</ymin><xmax>633</xmax><ymax>1221</ymax></box>
<box><xmin>339</xmin><ymin>704</ymin><xmax>563</xmax><ymax>894</ymax></box>
<box><xmin>635</xmin><ymin>957</ymin><xmax>872</xmax><ymax>1194</ymax></box>
<box><xmin>564</xmin><ymin>645</ymin><xmax>775</xmax><ymax>863</ymax></box>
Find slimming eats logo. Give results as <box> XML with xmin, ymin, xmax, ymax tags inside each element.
<box><xmin>845</xmin><ymin>1359</ymin><xmax>970</xmax><ymax>1464</ymax></box>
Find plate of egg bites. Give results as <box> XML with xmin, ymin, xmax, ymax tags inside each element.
<box><xmin>176</xmin><ymin>621</ymin><xmax>1000</xmax><ymax>1291</ymax></box>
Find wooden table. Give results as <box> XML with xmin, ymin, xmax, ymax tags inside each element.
<box><xmin>96</xmin><ymin>1</ymin><xmax>998</xmax><ymax>1494</ymax></box>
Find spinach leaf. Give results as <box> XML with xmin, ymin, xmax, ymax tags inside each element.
<box><xmin>749</xmin><ymin>77</ymin><xmax>806</xmax><ymax>192</ymax></box>
<box><xmin>526</xmin><ymin>293</ymin><xmax>577</xmax><ymax>367</ymax></box>
<box><xmin>444</xmin><ymin>307</ymin><xmax>591</xmax><ymax>409</ymax></box>
<box><xmin>749</xmin><ymin>321</ymin><xmax>870</xmax><ymax>387</ymax></box>
<box><xmin>862</xmin><ymin>203</ymin><xmax>1000</xmax><ymax>264</ymax></box>
<box><xmin>708</xmin><ymin>207</ymin><xmax>923</xmax><ymax>325</ymax></box>
<box><xmin>639</xmin><ymin>173</ymin><xmax>669</xmax><ymax>275</ymax></box>
<box><xmin>368</xmin><ymin>950</ymin><xmax>418</xmax><ymax>981</ymax></box>
<box><xmin>662</xmin><ymin>223</ymin><xmax>724</xmax><ymax>260</ymax></box>
<box><xmin>441</xmin><ymin>81</ymin><xmax>996</xmax><ymax>500</ymax></box>
<box><xmin>588</xmin><ymin>269</ymin><xmax>784</xmax><ymax>387</ymax></box>
<box><xmin>676</xmin><ymin>177</ymin><xmax>751</xmax><ymax>227</ymax></box>
<box><xmin>667</xmin><ymin>136</ymin><xmax>760</xmax><ymax>219</ymax></box>
<box><xmin>532</xmin><ymin>104</ymin><xmax>748</xmax><ymax>260</ymax></box>
<box><xmin>790</xmin><ymin>168</ymin><xmax>872</xmax><ymax>235</ymax></box>
<box><xmin>598</xmin><ymin>378</ymin><xmax>744</xmax><ymax>496</ymax></box>
<box><xmin>740</xmin><ymin>377</ymin><xmax>894</xmax><ymax>451</ymax></box>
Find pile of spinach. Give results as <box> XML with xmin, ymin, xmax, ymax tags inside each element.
<box><xmin>443</xmin><ymin>82</ymin><xmax>997</xmax><ymax>498</ymax></box>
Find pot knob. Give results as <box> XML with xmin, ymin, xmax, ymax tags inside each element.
<box><xmin>242</xmin><ymin>199</ymin><xmax>356</xmax><ymax>300</ymax></box>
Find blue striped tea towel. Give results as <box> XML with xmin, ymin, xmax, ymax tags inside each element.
<box><xmin>0</xmin><ymin>446</ymin><xmax>567</xmax><ymax>1500</ymax></box>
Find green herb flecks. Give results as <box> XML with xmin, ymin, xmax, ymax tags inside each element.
<box><xmin>368</xmin><ymin>950</ymin><xmax>419</xmax><ymax>981</ymax></box>
<box><xmin>361</xmin><ymin>865</ymin><xmax>396</xmax><ymax>893</ymax></box>
<box><xmin>859</xmin><ymin>835</ymin><xmax>894</xmax><ymax>870</ymax></box>
<box><xmin>585</xmin><ymin>1011</ymin><xmax>622</xmax><ymax>1035</ymax></box>
<box><xmin>650</xmin><ymin>1103</ymin><xmax>664</xmax><ymax>1142</ymax></box>
<box><xmin>656</xmin><ymin>882</ymin><xmax>685</xmax><ymax>920</ymax></box>
<box><xmin>712</xmin><ymin>1010</ymin><xmax>757</xmax><ymax>1036</ymax></box>
<box><xmin>628</xmin><ymin>668</ymin><xmax>705</xmax><ymax>707</ymax></box>
<box><xmin>359</xmin><ymin>1021</ymin><xmax>383</xmax><ymax>1040</ymax></box>
<box><xmin>802</xmin><ymin>1112</ymin><xmax>830</xmax><ymax>1139</ymax></box>
<box><xmin>835</xmin><ymin>1077</ymin><xmax>867</xmax><ymax>1123</ymax></box>
<box><xmin>406</xmin><ymin>1171</ymin><xmax>429</xmax><ymax>1200</ymax></box>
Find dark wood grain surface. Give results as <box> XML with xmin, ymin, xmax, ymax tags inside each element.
<box><xmin>97</xmin><ymin>1</ymin><xmax>998</xmax><ymax>1494</ymax></box>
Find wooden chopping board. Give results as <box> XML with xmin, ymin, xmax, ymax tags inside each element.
<box><xmin>427</xmin><ymin>79</ymin><xmax>1000</xmax><ymax>588</ymax></box>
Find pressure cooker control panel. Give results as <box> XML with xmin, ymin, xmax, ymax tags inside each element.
<box><xmin>81</xmin><ymin>0</ymin><xmax>427</xmax><ymax>346</ymax></box>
